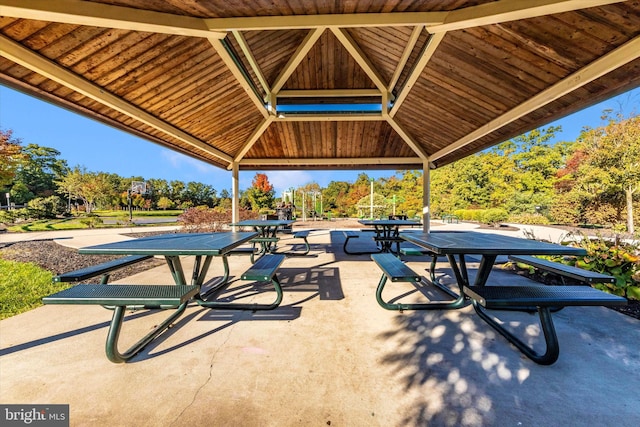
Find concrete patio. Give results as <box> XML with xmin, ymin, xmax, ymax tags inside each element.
<box><xmin>1</xmin><ymin>224</ymin><xmax>638</xmax><ymax>426</ymax></box>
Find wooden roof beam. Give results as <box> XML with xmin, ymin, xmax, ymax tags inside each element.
<box><xmin>426</xmin><ymin>0</ymin><xmax>625</xmax><ymax>33</ymax></box>
<box><xmin>330</xmin><ymin>27</ymin><xmax>387</xmax><ymax>92</ymax></box>
<box><xmin>389</xmin><ymin>25</ymin><xmax>424</xmax><ymax>92</ymax></box>
<box><xmin>0</xmin><ymin>34</ymin><xmax>233</xmax><ymax>164</ymax></box>
<box><xmin>430</xmin><ymin>34</ymin><xmax>640</xmax><ymax>162</ymax></box>
<box><xmin>208</xmin><ymin>38</ymin><xmax>269</xmax><ymax>118</ymax></box>
<box><xmin>229</xmin><ymin>116</ymin><xmax>275</xmax><ymax>168</ymax></box>
<box><xmin>275</xmin><ymin>114</ymin><xmax>384</xmax><ymax>122</ymax></box>
<box><xmin>390</xmin><ymin>32</ymin><xmax>444</xmax><ymax>118</ymax></box>
<box><xmin>272</xmin><ymin>28</ymin><xmax>325</xmax><ymax>94</ymax></box>
<box><xmin>278</xmin><ymin>89</ymin><xmax>382</xmax><ymax>97</ymax></box>
<box><xmin>239</xmin><ymin>157</ymin><xmax>422</xmax><ymax>167</ymax></box>
<box><xmin>0</xmin><ymin>0</ymin><xmax>225</xmax><ymax>39</ymax></box>
<box><xmin>231</xmin><ymin>30</ymin><xmax>271</xmax><ymax>99</ymax></box>
<box><xmin>205</xmin><ymin>13</ymin><xmax>447</xmax><ymax>31</ymax></box>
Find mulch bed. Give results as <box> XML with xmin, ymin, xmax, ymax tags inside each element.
<box><xmin>0</xmin><ymin>239</ymin><xmax>164</xmax><ymax>284</ymax></box>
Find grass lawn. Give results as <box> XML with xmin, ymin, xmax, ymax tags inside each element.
<box><xmin>0</xmin><ymin>259</ymin><xmax>65</xmax><ymax>320</ymax></box>
<box><xmin>5</xmin><ymin>210</ymin><xmax>181</xmax><ymax>232</ymax></box>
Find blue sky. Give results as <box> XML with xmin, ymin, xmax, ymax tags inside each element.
<box><xmin>1</xmin><ymin>85</ymin><xmax>638</xmax><ymax>197</ymax></box>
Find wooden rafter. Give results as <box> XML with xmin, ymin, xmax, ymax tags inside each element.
<box><xmin>389</xmin><ymin>32</ymin><xmax>445</xmax><ymax>118</ymax></box>
<box><xmin>385</xmin><ymin>117</ymin><xmax>429</xmax><ymax>160</ymax></box>
<box><xmin>0</xmin><ymin>34</ymin><xmax>233</xmax><ymax>164</ymax></box>
<box><xmin>278</xmin><ymin>89</ymin><xmax>381</xmax><ymax>97</ymax></box>
<box><xmin>208</xmin><ymin>37</ymin><xmax>269</xmax><ymax>118</ymax></box>
<box><xmin>426</xmin><ymin>0</ymin><xmax>625</xmax><ymax>33</ymax></box>
<box><xmin>272</xmin><ymin>28</ymin><xmax>325</xmax><ymax>94</ymax></box>
<box><xmin>0</xmin><ymin>0</ymin><xmax>224</xmax><ymax>38</ymax></box>
<box><xmin>231</xmin><ymin>116</ymin><xmax>275</xmax><ymax>167</ymax></box>
<box><xmin>430</xmin><ymin>34</ymin><xmax>640</xmax><ymax>162</ymax></box>
<box><xmin>330</xmin><ymin>27</ymin><xmax>387</xmax><ymax>92</ymax></box>
<box><xmin>388</xmin><ymin>25</ymin><xmax>424</xmax><ymax>92</ymax></box>
<box><xmin>205</xmin><ymin>12</ymin><xmax>447</xmax><ymax>31</ymax></box>
<box><xmin>239</xmin><ymin>157</ymin><xmax>422</xmax><ymax>167</ymax></box>
<box><xmin>231</xmin><ymin>30</ymin><xmax>271</xmax><ymax>99</ymax></box>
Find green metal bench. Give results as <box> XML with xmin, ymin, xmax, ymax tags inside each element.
<box><xmin>508</xmin><ymin>255</ymin><xmax>616</xmax><ymax>285</ymax></box>
<box><xmin>43</xmin><ymin>284</ymin><xmax>199</xmax><ymax>363</ymax></box>
<box><xmin>54</xmin><ymin>255</ymin><xmax>153</xmax><ymax>284</ymax></box>
<box><xmin>251</xmin><ymin>236</ymin><xmax>280</xmax><ymax>255</ymax></box>
<box><xmin>198</xmin><ymin>254</ymin><xmax>286</xmax><ymax>311</ymax></box>
<box><xmin>371</xmin><ymin>253</ymin><xmax>465</xmax><ymax>311</ymax></box>
<box><xmin>399</xmin><ymin>246</ymin><xmax>442</xmax><ymax>283</ymax></box>
<box><xmin>463</xmin><ymin>285</ymin><xmax>627</xmax><ymax>365</ymax></box>
<box><xmin>285</xmin><ymin>230</ymin><xmax>311</xmax><ymax>256</ymax></box>
<box><xmin>343</xmin><ymin>230</ymin><xmax>380</xmax><ymax>255</ymax></box>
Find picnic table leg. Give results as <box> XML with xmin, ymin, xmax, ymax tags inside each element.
<box><xmin>471</xmin><ymin>302</ymin><xmax>560</xmax><ymax>365</ymax></box>
<box><xmin>199</xmin><ymin>255</ymin><xmax>232</xmax><ymax>300</ymax></box>
<box><xmin>105</xmin><ymin>301</ymin><xmax>190</xmax><ymax>363</ymax></box>
<box><xmin>375</xmin><ymin>274</ymin><xmax>467</xmax><ymax>310</ymax></box>
<box><xmin>165</xmin><ymin>256</ymin><xmax>187</xmax><ymax>286</ymax></box>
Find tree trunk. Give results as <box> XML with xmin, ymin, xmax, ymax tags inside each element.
<box><xmin>626</xmin><ymin>186</ymin><xmax>635</xmax><ymax>234</ymax></box>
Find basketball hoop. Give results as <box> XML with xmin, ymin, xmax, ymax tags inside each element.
<box><xmin>131</xmin><ymin>181</ymin><xmax>147</xmax><ymax>195</ymax></box>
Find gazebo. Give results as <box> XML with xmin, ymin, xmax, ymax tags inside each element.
<box><xmin>1</xmin><ymin>1</ymin><xmax>639</xmax><ymax>229</ymax></box>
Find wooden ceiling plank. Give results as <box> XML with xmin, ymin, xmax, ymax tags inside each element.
<box><xmin>430</xmin><ymin>34</ymin><xmax>640</xmax><ymax>162</ymax></box>
<box><xmin>205</xmin><ymin>12</ymin><xmax>447</xmax><ymax>31</ymax></box>
<box><xmin>330</xmin><ymin>27</ymin><xmax>386</xmax><ymax>92</ymax></box>
<box><xmin>426</xmin><ymin>0</ymin><xmax>625</xmax><ymax>33</ymax></box>
<box><xmin>208</xmin><ymin>37</ymin><xmax>269</xmax><ymax>118</ymax></box>
<box><xmin>0</xmin><ymin>33</ymin><xmax>233</xmax><ymax>164</ymax></box>
<box><xmin>272</xmin><ymin>27</ymin><xmax>325</xmax><ymax>93</ymax></box>
<box><xmin>0</xmin><ymin>0</ymin><xmax>224</xmax><ymax>39</ymax></box>
<box><xmin>390</xmin><ymin>31</ymin><xmax>445</xmax><ymax>117</ymax></box>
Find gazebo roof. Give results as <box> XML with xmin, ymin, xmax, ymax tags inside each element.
<box><xmin>1</xmin><ymin>1</ymin><xmax>639</xmax><ymax>172</ymax></box>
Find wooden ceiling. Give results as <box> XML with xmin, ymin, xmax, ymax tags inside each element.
<box><xmin>1</xmin><ymin>0</ymin><xmax>639</xmax><ymax>172</ymax></box>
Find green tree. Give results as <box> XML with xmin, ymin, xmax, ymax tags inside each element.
<box><xmin>577</xmin><ymin>114</ymin><xmax>640</xmax><ymax>233</ymax></box>
<box><xmin>157</xmin><ymin>196</ymin><xmax>175</xmax><ymax>210</ymax></box>
<box><xmin>12</xmin><ymin>144</ymin><xmax>68</xmax><ymax>203</ymax></box>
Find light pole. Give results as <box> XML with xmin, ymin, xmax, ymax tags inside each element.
<box><xmin>369</xmin><ymin>178</ymin><xmax>374</xmax><ymax>219</ymax></box>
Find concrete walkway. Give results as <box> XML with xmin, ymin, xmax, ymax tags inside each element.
<box><xmin>1</xmin><ymin>222</ymin><xmax>638</xmax><ymax>426</ymax></box>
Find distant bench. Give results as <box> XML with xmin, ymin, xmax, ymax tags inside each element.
<box><xmin>508</xmin><ymin>255</ymin><xmax>616</xmax><ymax>285</ymax></box>
<box><xmin>54</xmin><ymin>255</ymin><xmax>153</xmax><ymax>284</ymax></box>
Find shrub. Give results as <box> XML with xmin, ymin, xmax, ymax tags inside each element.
<box><xmin>79</xmin><ymin>213</ymin><xmax>103</xmax><ymax>228</ymax></box>
<box><xmin>481</xmin><ymin>208</ymin><xmax>508</xmax><ymax>225</ymax></box>
<box><xmin>178</xmin><ymin>206</ymin><xmax>256</xmax><ymax>232</ymax></box>
<box><xmin>550</xmin><ymin>233</ymin><xmax>640</xmax><ymax>300</ymax></box>
<box><xmin>508</xmin><ymin>213</ymin><xmax>551</xmax><ymax>225</ymax></box>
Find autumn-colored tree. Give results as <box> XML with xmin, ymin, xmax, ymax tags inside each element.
<box><xmin>245</xmin><ymin>173</ymin><xmax>275</xmax><ymax>211</ymax></box>
<box><xmin>0</xmin><ymin>129</ymin><xmax>24</xmax><ymax>190</ymax></box>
